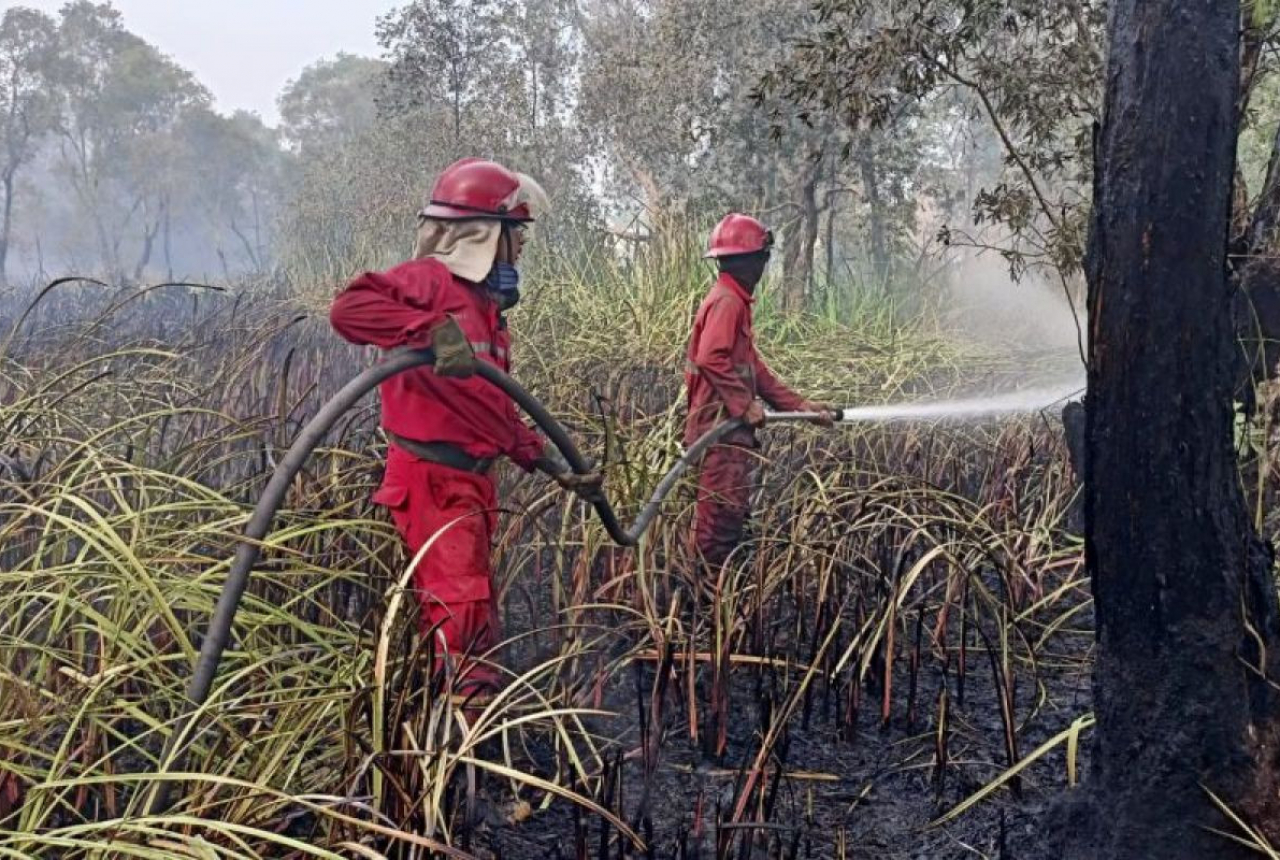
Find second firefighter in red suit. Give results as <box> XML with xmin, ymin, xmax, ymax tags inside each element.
<box><xmin>329</xmin><ymin>158</ymin><xmax>602</xmax><ymax>699</ymax></box>
<box><xmin>685</xmin><ymin>213</ymin><xmax>836</xmax><ymax>569</ymax></box>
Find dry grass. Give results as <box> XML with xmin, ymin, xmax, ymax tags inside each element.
<box><xmin>0</xmin><ymin>241</ymin><xmax>1087</xmax><ymax>858</ymax></box>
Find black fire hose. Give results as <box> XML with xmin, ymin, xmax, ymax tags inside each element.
<box><xmin>148</xmin><ymin>348</ymin><xmax>824</xmax><ymax>812</ymax></box>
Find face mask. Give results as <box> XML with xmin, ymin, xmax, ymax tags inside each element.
<box><xmin>485</xmin><ymin>262</ymin><xmax>521</xmax><ymax>310</ymax></box>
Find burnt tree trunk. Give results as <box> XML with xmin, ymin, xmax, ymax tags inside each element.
<box><xmin>1077</xmin><ymin>1</ymin><xmax>1280</xmax><ymax>858</ymax></box>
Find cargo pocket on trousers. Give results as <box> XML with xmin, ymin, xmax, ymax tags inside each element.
<box><xmin>417</xmin><ymin>508</ymin><xmax>493</xmax><ymax>604</ymax></box>
<box><xmin>372</xmin><ymin>483</ymin><xmax>419</xmax><ymax>550</ymax></box>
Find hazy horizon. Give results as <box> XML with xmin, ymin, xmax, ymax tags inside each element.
<box><xmin>11</xmin><ymin>0</ymin><xmax>399</xmax><ymax>124</ymax></box>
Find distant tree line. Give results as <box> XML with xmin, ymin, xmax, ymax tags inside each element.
<box><xmin>0</xmin><ymin>0</ymin><xmax>1025</xmax><ymax>308</ymax></box>
<box><xmin>15</xmin><ymin>0</ymin><xmax>1278</xmax><ymax>320</ymax></box>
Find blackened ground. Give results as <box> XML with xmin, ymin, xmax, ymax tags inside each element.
<box><xmin>465</xmin><ymin>608</ymin><xmax>1093</xmax><ymax>860</ymax></box>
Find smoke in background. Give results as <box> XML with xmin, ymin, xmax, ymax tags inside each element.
<box><xmin>942</xmin><ymin>250</ymin><xmax>1084</xmax><ymax>354</ymax></box>
<box><xmin>932</xmin><ymin>249</ymin><xmax>1087</xmax><ymax>398</ymax></box>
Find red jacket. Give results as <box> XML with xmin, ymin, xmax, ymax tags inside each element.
<box><xmin>684</xmin><ymin>273</ymin><xmax>806</xmax><ymax>447</ymax></box>
<box><xmin>329</xmin><ymin>257</ymin><xmax>544</xmax><ymax>470</ymax></box>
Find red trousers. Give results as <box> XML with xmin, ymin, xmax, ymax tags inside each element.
<box><xmin>694</xmin><ymin>444</ymin><xmax>757</xmax><ymax>569</ymax></box>
<box><xmin>372</xmin><ymin>444</ymin><xmax>500</xmax><ymax>690</ymax></box>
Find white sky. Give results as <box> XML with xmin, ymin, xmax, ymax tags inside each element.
<box><xmin>10</xmin><ymin>0</ymin><xmax>402</xmax><ymax>125</ymax></box>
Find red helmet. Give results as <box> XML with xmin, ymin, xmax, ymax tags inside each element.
<box><xmin>420</xmin><ymin>158</ymin><xmax>535</xmax><ymax>222</ymax></box>
<box><xmin>704</xmin><ymin>213</ymin><xmax>773</xmax><ymax>258</ymax></box>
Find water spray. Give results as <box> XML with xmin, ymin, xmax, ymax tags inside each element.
<box><xmin>837</xmin><ymin>380</ymin><xmax>1082</xmax><ymax>424</ymax></box>
<box><xmin>149</xmin><ymin>348</ymin><xmax>1079</xmax><ymax>812</ymax></box>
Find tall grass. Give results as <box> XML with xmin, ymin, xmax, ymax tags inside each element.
<box><xmin>0</xmin><ymin>237</ymin><xmax>1086</xmax><ymax>858</ymax></box>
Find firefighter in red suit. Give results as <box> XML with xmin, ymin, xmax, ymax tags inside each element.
<box><xmin>330</xmin><ymin>158</ymin><xmax>600</xmax><ymax>698</ymax></box>
<box><xmin>686</xmin><ymin>213</ymin><xmax>837</xmax><ymax>570</ymax></box>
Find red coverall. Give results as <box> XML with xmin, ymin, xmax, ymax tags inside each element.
<box><xmin>330</xmin><ymin>258</ymin><xmax>544</xmax><ymax>690</ymax></box>
<box><xmin>685</xmin><ymin>273</ymin><xmax>805</xmax><ymax>568</ymax></box>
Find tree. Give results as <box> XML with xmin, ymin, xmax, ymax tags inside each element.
<box><xmin>764</xmin><ymin>0</ymin><xmax>1102</xmax><ymax>282</ymax></box>
<box><xmin>275</xmin><ymin>109</ymin><xmax>436</xmax><ymax>287</ymax></box>
<box><xmin>277</xmin><ymin>53</ymin><xmax>387</xmax><ymax>154</ymax></box>
<box><xmin>171</xmin><ymin>107</ymin><xmax>285</xmax><ymax>279</ymax></box>
<box><xmin>581</xmin><ymin>0</ymin><xmax>871</xmax><ymax>308</ymax></box>
<box><xmin>0</xmin><ymin>6</ymin><xmax>59</xmax><ymax>284</ymax></box>
<box><xmin>376</xmin><ymin>0</ymin><xmax>512</xmax><ymax>146</ymax></box>
<box><xmin>274</xmin><ymin>0</ymin><xmax>597</xmax><ymax>288</ymax></box>
<box><xmin>1075</xmin><ymin>0</ymin><xmax>1280</xmax><ymax>855</ymax></box>
<box><xmin>375</xmin><ymin>0</ymin><xmax>586</xmax><ymax>177</ymax></box>
<box><xmin>764</xmin><ymin>0</ymin><xmax>1280</xmax><ymax>378</ymax></box>
<box><xmin>499</xmin><ymin>0</ymin><xmax>580</xmax><ymax>176</ymax></box>
<box><xmin>54</xmin><ymin>1</ymin><xmax>208</xmax><ymax>281</ymax></box>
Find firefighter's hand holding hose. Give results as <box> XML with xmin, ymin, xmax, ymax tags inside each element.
<box><xmin>535</xmin><ymin>440</ymin><xmax>605</xmax><ymax>502</ymax></box>
<box><xmin>746</xmin><ymin>398</ymin><xmax>839</xmax><ymax>428</ymax></box>
<box><xmin>802</xmin><ymin>401</ymin><xmax>839</xmax><ymax>428</ymax></box>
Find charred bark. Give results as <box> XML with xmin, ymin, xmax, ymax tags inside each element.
<box><xmin>1075</xmin><ymin>1</ymin><xmax>1280</xmax><ymax>857</ymax></box>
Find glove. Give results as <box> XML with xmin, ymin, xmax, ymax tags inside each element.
<box><xmin>802</xmin><ymin>401</ymin><xmax>838</xmax><ymax>428</ymax></box>
<box><xmin>534</xmin><ymin>441</ymin><xmax>605</xmax><ymax>502</ymax></box>
<box><xmin>742</xmin><ymin>399</ymin><xmax>767</xmax><ymax>428</ymax></box>
<box><xmin>552</xmin><ymin>469</ymin><xmax>605</xmax><ymax>503</ymax></box>
<box><xmin>430</xmin><ymin>316</ymin><xmax>475</xmax><ymax>378</ymax></box>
